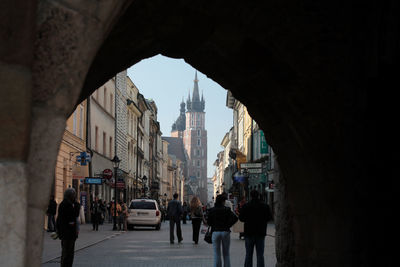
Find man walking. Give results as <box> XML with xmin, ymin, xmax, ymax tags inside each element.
<box><xmin>90</xmin><ymin>196</ymin><xmax>101</xmax><ymax>231</ymax></box>
<box><xmin>239</xmin><ymin>190</ymin><xmax>272</xmax><ymax>267</ymax></box>
<box><xmin>56</xmin><ymin>188</ymin><xmax>81</xmax><ymax>267</ymax></box>
<box><xmin>167</xmin><ymin>193</ymin><xmax>183</xmax><ymax>244</ymax></box>
<box><xmin>46</xmin><ymin>195</ymin><xmax>57</xmax><ymax>232</ymax></box>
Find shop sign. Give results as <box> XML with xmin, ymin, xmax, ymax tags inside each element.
<box><xmin>80</xmin><ymin>192</ymin><xmax>87</xmax><ymax>212</ymax></box>
<box><xmin>260</xmin><ymin>131</ymin><xmax>268</xmax><ymax>154</ymax></box>
<box><xmin>72</xmin><ymin>164</ymin><xmax>87</xmax><ymax>180</ymax></box>
<box><xmin>234</xmin><ymin>172</ymin><xmax>246</xmax><ymax>183</ymax></box>
<box><xmin>247</xmin><ymin>168</ymin><xmax>262</xmax><ymax>174</ymax></box>
<box><xmin>241</xmin><ymin>162</ymin><xmax>262</xmax><ymax>169</ymax></box>
<box><xmin>115</xmin><ymin>181</ymin><xmax>125</xmax><ymax>189</ymax></box>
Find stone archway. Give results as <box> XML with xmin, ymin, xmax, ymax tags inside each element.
<box><xmin>0</xmin><ymin>1</ymin><xmax>397</xmax><ymax>267</ymax></box>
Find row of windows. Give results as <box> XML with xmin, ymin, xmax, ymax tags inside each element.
<box><xmin>95</xmin><ymin>86</ymin><xmax>114</xmax><ymax>116</ymax></box>
<box><xmin>94</xmin><ymin>126</ymin><xmax>113</xmax><ymax>158</ymax></box>
<box><xmin>192</xmin><ymin>160</ymin><xmax>205</xmax><ymax>167</ymax></box>
<box><xmin>72</xmin><ymin>105</ymin><xmax>84</xmax><ymax>139</ymax></box>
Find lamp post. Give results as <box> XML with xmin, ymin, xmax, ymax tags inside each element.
<box><xmin>111</xmin><ymin>155</ymin><xmax>120</xmax><ymax>231</ymax></box>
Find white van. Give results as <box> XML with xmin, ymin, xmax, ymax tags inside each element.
<box><xmin>127</xmin><ymin>199</ymin><xmax>161</xmax><ymax>230</ymax></box>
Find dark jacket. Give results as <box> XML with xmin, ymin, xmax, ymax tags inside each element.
<box><xmin>207</xmin><ymin>205</ymin><xmax>238</xmax><ymax>232</ymax></box>
<box><xmin>239</xmin><ymin>200</ymin><xmax>272</xmax><ymax>236</ymax></box>
<box><xmin>47</xmin><ymin>199</ymin><xmax>57</xmax><ymax>215</ymax></box>
<box><xmin>167</xmin><ymin>199</ymin><xmax>183</xmax><ymax>220</ymax></box>
<box><xmin>90</xmin><ymin>201</ymin><xmax>102</xmax><ymax>215</ymax></box>
<box><xmin>56</xmin><ymin>200</ymin><xmax>80</xmax><ymax>240</ymax></box>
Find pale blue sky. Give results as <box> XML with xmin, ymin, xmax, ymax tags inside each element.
<box><xmin>127</xmin><ymin>55</ymin><xmax>233</xmax><ymax>177</ymax></box>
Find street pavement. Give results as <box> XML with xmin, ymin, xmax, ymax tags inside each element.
<box><xmin>42</xmin><ymin>221</ymin><xmax>276</xmax><ymax>267</ymax></box>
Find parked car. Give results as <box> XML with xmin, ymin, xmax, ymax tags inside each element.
<box><xmin>127</xmin><ymin>199</ymin><xmax>161</xmax><ymax>230</ymax></box>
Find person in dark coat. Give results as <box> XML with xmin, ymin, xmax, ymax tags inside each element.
<box><xmin>90</xmin><ymin>196</ymin><xmax>101</xmax><ymax>231</ymax></box>
<box><xmin>182</xmin><ymin>201</ymin><xmax>188</xmax><ymax>224</ymax></box>
<box><xmin>190</xmin><ymin>196</ymin><xmax>207</xmax><ymax>244</ymax></box>
<box><xmin>167</xmin><ymin>193</ymin><xmax>183</xmax><ymax>244</ymax></box>
<box><xmin>239</xmin><ymin>190</ymin><xmax>272</xmax><ymax>267</ymax></box>
<box><xmin>56</xmin><ymin>188</ymin><xmax>80</xmax><ymax>267</ymax></box>
<box><xmin>207</xmin><ymin>194</ymin><xmax>238</xmax><ymax>267</ymax></box>
<box><xmin>46</xmin><ymin>195</ymin><xmax>57</xmax><ymax>232</ymax></box>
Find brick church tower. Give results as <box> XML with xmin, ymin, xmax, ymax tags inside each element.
<box><xmin>171</xmin><ymin>71</ymin><xmax>207</xmax><ymax>204</ymax></box>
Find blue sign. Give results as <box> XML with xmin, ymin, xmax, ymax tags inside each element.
<box><xmin>76</xmin><ymin>152</ymin><xmax>91</xmax><ymax>166</ymax></box>
<box><xmin>80</xmin><ymin>192</ymin><xmax>87</xmax><ymax>212</ymax></box>
<box><xmin>234</xmin><ymin>173</ymin><xmax>246</xmax><ymax>183</ymax></box>
<box><xmin>84</xmin><ymin>177</ymin><xmax>102</xmax><ymax>185</ymax></box>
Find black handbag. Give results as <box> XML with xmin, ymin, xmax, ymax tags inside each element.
<box><xmin>204</xmin><ymin>226</ymin><xmax>212</xmax><ymax>244</ymax></box>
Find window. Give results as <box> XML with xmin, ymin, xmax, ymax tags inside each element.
<box><xmin>110</xmin><ymin>94</ymin><xmax>113</xmax><ymax>114</ymax></box>
<box><xmin>73</xmin><ymin>110</ymin><xmax>77</xmax><ymax>135</ymax></box>
<box><xmin>197</xmin><ymin>139</ymin><xmax>201</xmax><ymax>146</ymax></box>
<box><xmin>130</xmin><ymin>201</ymin><xmax>156</xmax><ymax>210</ymax></box>
<box><xmin>197</xmin><ymin>129</ymin><xmax>201</xmax><ymax>136</ymax></box>
<box><xmin>109</xmin><ymin>137</ymin><xmax>113</xmax><ymax>158</ymax></box>
<box><xmin>79</xmin><ymin>105</ymin><xmax>84</xmax><ymax>139</ymax></box>
<box><xmin>196</xmin><ymin>149</ymin><xmax>200</xmax><ymax>156</ymax></box>
<box><xmin>197</xmin><ymin>160</ymin><xmax>200</xmax><ymax>167</ymax></box>
<box><xmin>103</xmin><ymin>132</ymin><xmax>106</xmax><ymax>155</ymax></box>
<box><xmin>103</xmin><ymin>87</ymin><xmax>107</xmax><ymax>107</ymax></box>
<box><xmin>95</xmin><ymin>126</ymin><xmax>98</xmax><ymax>151</ymax></box>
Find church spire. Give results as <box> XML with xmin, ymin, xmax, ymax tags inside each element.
<box><xmin>192</xmin><ymin>71</ymin><xmax>200</xmax><ymax>101</ymax></box>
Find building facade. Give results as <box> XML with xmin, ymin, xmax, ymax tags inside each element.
<box><xmin>54</xmin><ymin>101</ymin><xmax>88</xmax><ymax>205</ymax></box>
<box><xmin>209</xmin><ymin>90</ymin><xmax>280</xmax><ymax>216</ymax></box>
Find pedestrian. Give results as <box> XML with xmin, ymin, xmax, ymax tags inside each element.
<box><xmin>182</xmin><ymin>201</ymin><xmax>188</xmax><ymax>224</ymax></box>
<box><xmin>235</xmin><ymin>196</ymin><xmax>247</xmax><ymax>240</ymax></box>
<box><xmin>107</xmin><ymin>201</ymin><xmax>112</xmax><ymax>223</ymax></box>
<box><xmin>167</xmin><ymin>193</ymin><xmax>183</xmax><ymax>244</ymax></box>
<box><xmin>190</xmin><ymin>196</ymin><xmax>206</xmax><ymax>244</ymax></box>
<box><xmin>239</xmin><ymin>190</ymin><xmax>272</xmax><ymax>267</ymax></box>
<box><xmin>119</xmin><ymin>201</ymin><xmax>128</xmax><ymax>231</ymax></box>
<box><xmin>56</xmin><ymin>188</ymin><xmax>80</xmax><ymax>267</ymax></box>
<box><xmin>111</xmin><ymin>199</ymin><xmax>121</xmax><ymax>227</ymax></box>
<box><xmin>207</xmin><ymin>194</ymin><xmax>238</xmax><ymax>267</ymax></box>
<box><xmin>90</xmin><ymin>196</ymin><xmax>101</xmax><ymax>231</ymax></box>
<box><xmin>46</xmin><ymin>195</ymin><xmax>57</xmax><ymax>232</ymax></box>
<box><xmin>102</xmin><ymin>200</ymin><xmax>107</xmax><ymax>224</ymax></box>
<box><xmin>221</xmin><ymin>192</ymin><xmax>234</xmax><ymax>211</ymax></box>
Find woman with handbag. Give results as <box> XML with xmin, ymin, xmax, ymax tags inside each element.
<box><xmin>206</xmin><ymin>194</ymin><xmax>238</xmax><ymax>267</ymax></box>
<box><xmin>190</xmin><ymin>196</ymin><xmax>206</xmax><ymax>244</ymax></box>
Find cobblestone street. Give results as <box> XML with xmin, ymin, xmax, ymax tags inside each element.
<box><xmin>42</xmin><ymin>221</ymin><xmax>276</xmax><ymax>267</ymax></box>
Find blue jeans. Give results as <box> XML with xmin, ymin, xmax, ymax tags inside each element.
<box><xmin>244</xmin><ymin>236</ymin><xmax>265</xmax><ymax>267</ymax></box>
<box><xmin>212</xmin><ymin>231</ymin><xmax>231</xmax><ymax>267</ymax></box>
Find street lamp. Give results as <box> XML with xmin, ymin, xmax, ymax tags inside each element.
<box><xmin>111</xmin><ymin>155</ymin><xmax>120</xmax><ymax>231</ymax></box>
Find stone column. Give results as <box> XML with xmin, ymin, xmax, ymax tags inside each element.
<box><xmin>0</xmin><ymin>0</ymin><xmax>36</xmax><ymax>265</ymax></box>
<box><xmin>24</xmin><ymin>1</ymin><xmax>133</xmax><ymax>266</ymax></box>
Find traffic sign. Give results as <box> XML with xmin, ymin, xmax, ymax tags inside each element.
<box><xmin>240</xmin><ymin>163</ymin><xmax>262</xmax><ymax>169</ymax></box>
<box><xmin>84</xmin><ymin>177</ymin><xmax>102</xmax><ymax>185</ymax></box>
<box><xmin>103</xmin><ymin>169</ymin><xmax>113</xmax><ymax>179</ymax></box>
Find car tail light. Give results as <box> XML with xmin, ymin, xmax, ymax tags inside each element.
<box><xmin>156</xmin><ymin>210</ymin><xmax>160</xmax><ymax>216</ymax></box>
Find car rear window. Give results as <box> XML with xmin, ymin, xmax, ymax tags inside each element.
<box><xmin>130</xmin><ymin>201</ymin><xmax>156</xmax><ymax>210</ymax></box>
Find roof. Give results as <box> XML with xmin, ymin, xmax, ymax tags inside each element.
<box><xmin>161</xmin><ymin>137</ymin><xmax>186</xmax><ymax>162</ymax></box>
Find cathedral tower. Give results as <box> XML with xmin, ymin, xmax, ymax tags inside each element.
<box><xmin>184</xmin><ymin>71</ymin><xmax>207</xmax><ymax>203</ymax></box>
